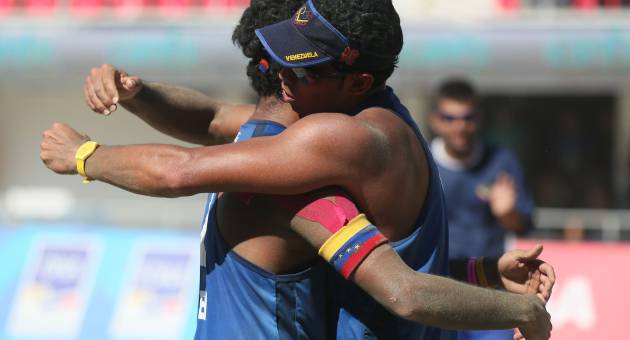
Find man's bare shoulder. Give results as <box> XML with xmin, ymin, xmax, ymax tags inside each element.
<box><xmin>281</xmin><ymin>112</ymin><xmax>390</xmax><ymax>172</ymax></box>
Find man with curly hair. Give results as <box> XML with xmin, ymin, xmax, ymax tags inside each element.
<box><xmin>43</xmin><ymin>1</ymin><xmax>553</xmax><ymax>339</ymax></box>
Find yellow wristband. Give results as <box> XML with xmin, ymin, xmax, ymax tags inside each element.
<box><xmin>75</xmin><ymin>141</ymin><xmax>99</xmax><ymax>184</ymax></box>
<box><xmin>475</xmin><ymin>257</ymin><xmax>489</xmax><ymax>287</ymax></box>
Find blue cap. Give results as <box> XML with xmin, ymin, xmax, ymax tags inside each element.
<box><xmin>255</xmin><ymin>0</ymin><xmax>367</xmax><ymax>69</ymax></box>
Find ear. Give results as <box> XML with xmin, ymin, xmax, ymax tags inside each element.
<box><xmin>344</xmin><ymin>73</ymin><xmax>374</xmax><ymax>97</ymax></box>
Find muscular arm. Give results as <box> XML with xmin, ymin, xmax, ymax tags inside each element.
<box><xmin>84</xmin><ymin>64</ymin><xmax>254</xmax><ymax>145</ymax></box>
<box><xmin>83</xmin><ymin>113</ymin><xmax>380</xmax><ymax>197</ymax></box>
<box><xmin>121</xmin><ymin>82</ymin><xmax>254</xmax><ymax>145</ymax></box>
<box><xmin>284</xmin><ymin>200</ymin><xmax>549</xmax><ymax>334</ymax></box>
<box><xmin>353</xmin><ymin>246</ymin><xmax>543</xmax><ymax>331</ymax></box>
<box><xmin>40</xmin><ymin>120</ymin><xmax>550</xmax><ymax>336</ymax></box>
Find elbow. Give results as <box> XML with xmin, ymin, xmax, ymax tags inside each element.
<box><xmin>160</xmin><ymin>171</ymin><xmax>196</xmax><ymax>198</ymax></box>
<box><xmin>160</xmin><ymin>179</ymin><xmax>188</xmax><ymax>198</ymax></box>
<box><xmin>207</xmin><ymin>114</ymin><xmax>233</xmax><ymax>145</ymax></box>
<box><xmin>390</xmin><ymin>299</ymin><xmax>416</xmax><ymax>322</ymax></box>
<box><xmin>388</xmin><ymin>274</ymin><xmax>446</xmax><ymax>327</ymax></box>
<box><xmin>386</xmin><ymin>275</ymin><xmax>426</xmax><ymax>322</ymax></box>
<box><xmin>156</xmin><ymin>152</ymin><xmax>198</xmax><ymax>198</ymax></box>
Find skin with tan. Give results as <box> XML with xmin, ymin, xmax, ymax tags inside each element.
<box><xmin>40</xmin><ymin>64</ymin><xmax>553</xmax><ymax>339</ymax></box>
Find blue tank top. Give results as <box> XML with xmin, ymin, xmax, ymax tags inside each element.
<box><xmin>195</xmin><ymin>87</ymin><xmax>454</xmax><ymax>339</ymax></box>
<box><xmin>326</xmin><ymin>87</ymin><xmax>456</xmax><ymax>339</ymax></box>
<box><xmin>194</xmin><ymin>119</ymin><xmax>327</xmax><ymax>340</ymax></box>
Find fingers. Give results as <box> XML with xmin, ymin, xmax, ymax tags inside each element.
<box><xmin>90</xmin><ymin>68</ymin><xmax>113</xmax><ymax>113</ymax></box>
<box><xmin>528</xmin><ymin>269</ymin><xmax>541</xmax><ymax>295</ymax></box>
<box><xmin>121</xmin><ymin>74</ymin><xmax>141</xmax><ymax>92</ymax></box>
<box><xmin>85</xmin><ymin>65</ymin><xmax>119</xmax><ymax>115</ymax></box>
<box><xmin>537</xmin><ymin>272</ymin><xmax>554</xmax><ymax>302</ymax></box>
<box><xmin>41</xmin><ymin>122</ymin><xmax>84</xmax><ymax>143</ymax></box>
<box><xmin>536</xmin><ymin>279</ymin><xmax>550</xmax><ymax>302</ymax></box>
<box><xmin>540</xmin><ymin>273</ymin><xmax>553</xmax><ymax>292</ymax></box>
<box><xmin>52</xmin><ymin>122</ymin><xmax>69</xmax><ymax>130</ymax></box>
<box><xmin>83</xmin><ymin>84</ymin><xmax>96</xmax><ymax>111</ymax></box>
<box><xmin>85</xmin><ymin>75</ymin><xmax>109</xmax><ymax>114</ymax></box>
<box><xmin>41</xmin><ymin>123</ymin><xmax>64</xmax><ymax>142</ymax></box>
<box><xmin>519</xmin><ymin>244</ymin><xmax>544</xmax><ymax>261</ymax></box>
<box><xmin>537</xmin><ymin>283</ymin><xmax>550</xmax><ymax>302</ymax></box>
<box><xmin>538</xmin><ymin>262</ymin><xmax>556</xmax><ymax>285</ymax></box>
<box><xmin>102</xmin><ymin>65</ymin><xmax>119</xmax><ymax>104</ymax></box>
<box><xmin>91</xmin><ymin>65</ymin><xmax>117</xmax><ymax>112</ymax></box>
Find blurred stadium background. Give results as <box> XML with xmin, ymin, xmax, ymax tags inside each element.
<box><xmin>1</xmin><ymin>0</ymin><xmax>629</xmax><ymax>339</ymax></box>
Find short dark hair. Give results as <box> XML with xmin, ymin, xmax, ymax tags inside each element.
<box><xmin>437</xmin><ymin>78</ymin><xmax>478</xmax><ymax>103</ymax></box>
<box><xmin>232</xmin><ymin>0</ymin><xmax>304</xmax><ymax>97</ymax></box>
<box><xmin>315</xmin><ymin>0</ymin><xmax>403</xmax><ymax>87</ymax></box>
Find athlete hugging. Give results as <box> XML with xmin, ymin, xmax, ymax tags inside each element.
<box><xmin>40</xmin><ymin>0</ymin><xmax>555</xmax><ymax>339</ymax></box>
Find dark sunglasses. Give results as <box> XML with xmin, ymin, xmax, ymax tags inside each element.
<box><xmin>435</xmin><ymin>110</ymin><xmax>477</xmax><ymax>123</ymax></box>
<box><xmin>291</xmin><ymin>67</ymin><xmax>348</xmax><ymax>84</ymax></box>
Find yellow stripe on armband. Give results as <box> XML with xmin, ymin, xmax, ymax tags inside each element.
<box><xmin>318</xmin><ymin>214</ymin><xmax>371</xmax><ymax>262</ymax></box>
<box><xmin>475</xmin><ymin>257</ymin><xmax>489</xmax><ymax>287</ymax></box>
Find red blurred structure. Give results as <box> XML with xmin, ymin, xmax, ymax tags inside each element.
<box><xmin>498</xmin><ymin>0</ymin><xmax>521</xmax><ymax>12</ymax></box>
<box><xmin>1</xmin><ymin>0</ymin><xmax>251</xmax><ymax>17</ymax></box>
<box><xmin>516</xmin><ymin>240</ymin><xmax>629</xmax><ymax>340</ymax></box>
<box><xmin>0</xmin><ymin>0</ymin><xmax>13</xmax><ymax>16</ymax></box>
<box><xmin>574</xmin><ymin>0</ymin><xmax>599</xmax><ymax>11</ymax></box>
<box><xmin>24</xmin><ymin>0</ymin><xmax>57</xmax><ymax>16</ymax></box>
<box><xmin>71</xmin><ymin>0</ymin><xmax>103</xmax><ymax>17</ymax></box>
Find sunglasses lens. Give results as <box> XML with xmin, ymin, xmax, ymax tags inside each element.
<box><xmin>438</xmin><ymin>111</ymin><xmax>476</xmax><ymax>122</ymax></box>
<box><xmin>292</xmin><ymin>68</ymin><xmax>309</xmax><ymax>82</ymax></box>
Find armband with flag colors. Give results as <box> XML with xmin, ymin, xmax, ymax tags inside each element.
<box><xmin>318</xmin><ymin>214</ymin><xmax>388</xmax><ymax>279</ymax></box>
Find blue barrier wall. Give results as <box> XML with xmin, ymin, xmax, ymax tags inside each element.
<box><xmin>0</xmin><ymin>225</ymin><xmax>199</xmax><ymax>340</ymax></box>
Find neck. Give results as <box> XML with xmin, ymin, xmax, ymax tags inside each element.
<box><xmin>444</xmin><ymin>143</ymin><xmax>473</xmax><ymax>161</ymax></box>
<box><xmin>337</xmin><ymin>83</ymin><xmax>388</xmax><ymax>114</ymax></box>
<box><xmin>252</xmin><ymin>95</ymin><xmax>300</xmax><ymax>126</ymax></box>
<box><xmin>432</xmin><ymin>138</ymin><xmax>483</xmax><ymax>171</ymax></box>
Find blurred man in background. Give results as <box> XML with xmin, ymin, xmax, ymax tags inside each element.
<box><xmin>430</xmin><ymin>79</ymin><xmax>535</xmax><ymax>340</ymax></box>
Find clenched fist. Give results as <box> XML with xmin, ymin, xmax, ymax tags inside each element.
<box><xmin>40</xmin><ymin>123</ymin><xmax>90</xmax><ymax>174</ymax></box>
<box><xmin>84</xmin><ymin>64</ymin><xmax>143</xmax><ymax>115</ymax></box>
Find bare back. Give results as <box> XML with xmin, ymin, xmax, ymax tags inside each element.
<box><xmin>216</xmin><ymin>97</ymin><xmax>430</xmax><ymax>274</ymax></box>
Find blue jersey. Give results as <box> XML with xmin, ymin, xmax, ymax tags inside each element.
<box><xmin>194</xmin><ymin>120</ymin><xmax>327</xmax><ymax>340</ymax></box>
<box><xmin>432</xmin><ymin>141</ymin><xmax>534</xmax><ymax>258</ymax></box>
<box><xmin>326</xmin><ymin>87</ymin><xmax>456</xmax><ymax>340</ymax></box>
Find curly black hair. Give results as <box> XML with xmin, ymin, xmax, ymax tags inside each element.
<box><xmin>232</xmin><ymin>0</ymin><xmax>304</xmax><ymax>97</ymax></box>
<box><xmin>315</xmin><ymin>0</ymin><xmax>403</xmax><ymax>87</ymax></box>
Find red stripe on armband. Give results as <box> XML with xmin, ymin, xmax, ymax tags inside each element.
<box><xmin>318</xmin><ymin>214</ymin><xmax>389</xmax><ymax>280</ymax></box>
<box><xmin>338</xmin><ymin>233</ymin><xmax>388</xmax><ymax>279</ymax></box>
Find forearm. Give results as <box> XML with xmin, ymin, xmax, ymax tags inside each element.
<box><xmin>84</xmin><ymin>144</ymin><xmax>195</xmax><ymax>197</ymax></box>
<box><xmin>402</xmin><ymin>270</ymin><xmax>531</xmax><ymax>330</ymax></box>
<box><xmin>121</xmin><ymin>82</ymin><xmax>233</xmax><ymax>145</ymax></box>
<box><xmin>82</xmin><ymin>139</ymin><xmax>327</xmax><ymax>198</ymax></box>
<box><xmin>355</xmin><ymin>248</ymin><xmax>532</xmax><ymax>331</ymax></box>
<box><xmin>287</xmin><ymin>200</ymin><xmax>535</xmax><ymax>331</ymax></box>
